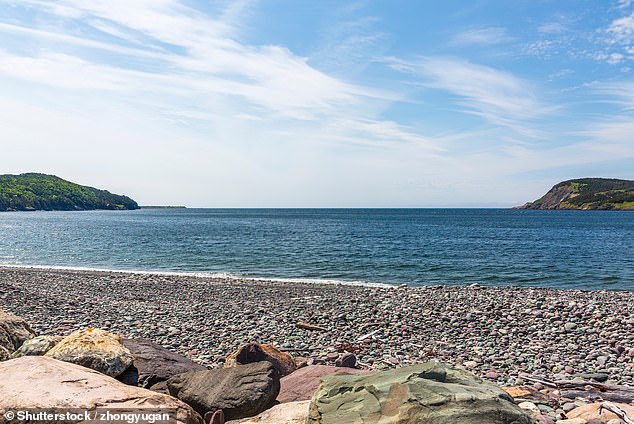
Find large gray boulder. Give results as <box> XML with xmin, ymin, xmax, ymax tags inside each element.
<box><xmin>0</xmin><ymin>356</ymin><xmax>203</xmax><ymax>424</ymax></box>
<box><xmin>0</xmin><ymin>308</ymin><xmax>35</xmax><ymax>352</ymax></box>
<box><xmin>168</xmin><ymin>361</ymin><xmax>280</xmax><ymax>421</ymax></box>
<box><xmin>307</xmin><ymin>361</ymin><xmax>532</xmax><ymax>424</ymax></box>
<box><xmin>122</xmin><ymin>338</ymin><xmax>206</xmax><ymax>390</ymax></box>
<box><xmin>45</xmin><ymin>328</ymin><xmax>134</xmax><ymax>377</ymax></box>
<box><xmin>11</xmin><ymin>335</ymin><xmax>63</xmax><ymax>358</ymax></box>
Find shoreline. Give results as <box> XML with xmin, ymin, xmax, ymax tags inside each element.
<box><xmin>0</xmin><ymin>263</ymin><xmax>396</xmax><ymax>289</ymax></box>
<box><xmin>1</xmin><ymin>266</ymin><xmax>633</xmax><ymax>388</ymax></box>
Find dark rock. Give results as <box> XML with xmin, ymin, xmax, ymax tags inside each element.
<box><xmin>116</xmin><ymin>364</ymin><xmax>140</xmax><ymax>386</ymax></box>
<box><xmin>225</xmin><ymin>342</ymin><xmax>297</xmax><ymax>377</ymax></box>
<box><xmin>0</xmin><ymin>308</ymin><xmax>35</xmax><ymax>352</ymax></box>
<box><xmin>575</xmin><ymin>372</ymin><xmax>609</xmax><ymax>382</ymax></box>
<box><xmin>0</xmin><ymin>345</ymin><xmax>9</xmax><ymax>361</ymax></box>
<box><xmin>122</xmin><ymin>338</ymin><xmax>206</xmax><ymax>389</ymax></box>
<box><xmin>204</xmin><ymin>410</ymin><xmax>224</xmax><ymax>424</ymax></box>
<box><xmin>168</xmin><ymin>361</ymin><xmax>280</xmax><ymax>420</ymax></box>
<box><xmin>334</xmin><ymin>353</ymin><xmax>356</xmax><ymax>368</ymax></box>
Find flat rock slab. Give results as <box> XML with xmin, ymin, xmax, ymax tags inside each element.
<box><xmin>0</xmin><ymin>356</ymin><xmax>202</xmax><ymax>424</ymax></box>
<box><xmin>11</xmin><ymin>335</ymin><xmax>63</xmax><ymax>358</ymax></box>
<box><xmin>122</xmin><ymin>338</ymin><xmax>206</xmax><ymax>389</ymax></box>
<box><xmin>277</xmin><ymin>365</ymin><xmax>368</xmax><ymax>403</ymax></box>
<box><xmin>226</xmin><ymin>400</ymin><xmax>311</xmax><ymax>424</ymax></box>
<box><xmin>168</xmin><ymin>361</ymin><xmax>280</xmax><ymax>421</ymax></box>
<box><xmin>308</xmin><ymin>361</ymin><xmax>532</xmax><ymax>424</ymax></box>
<box><xmin>0</xmin><ymin>308</ymin><xmax>35</xmax><ymax>352</ymax></box>
<box><xmin>45</xmin><ymin>328</ymin><xmax>133</xmax><ymax>377</ymax></box>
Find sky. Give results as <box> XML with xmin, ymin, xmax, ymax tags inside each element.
<box><xmin>1</xmin><ymin>0</ymin><xmax>634</xmax><ymax>207</ymax></box>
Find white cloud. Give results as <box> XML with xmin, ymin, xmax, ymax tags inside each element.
<box><xmin>451</xmin><ymin>27</ymin><xmax>511</xmax><ymax>45</ymax></box>
<box><xmin>390</xmin><ymin>57</ymin><xmax>550</xmax><ymax>136</ymax></box>
<box><xmin>538</xmin><ymin>22</ymin><xmax>568</xmax><ymax>34</ymax></box>
<box><xmin>607</xmin><ymin>11</ymin><xmax>634</xmax><ymax>44</ymax></box>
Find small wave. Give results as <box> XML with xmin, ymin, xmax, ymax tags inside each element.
<box><xmin>0</xmin><ymin>263</ymin><xmax>396</xmax><ymax>289</ymax></box>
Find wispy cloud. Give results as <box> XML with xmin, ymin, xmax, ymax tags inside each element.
<box><xmin>450</xmin><ymin>27</ymin><xmax>511</xmax><ymax>45</ymax></box>
<box><xmin>390</xmin><ymin>57</ymin><xmax>551</xmax><ymax>136</ymax></box>
<box><xmin>0</xmin><ymin>0</ymin><xmax>438</xmax><ymax>151</ymax></box>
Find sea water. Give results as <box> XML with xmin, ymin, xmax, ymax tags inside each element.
<box><xmin>0</xmin><ymin>208</ymin><xmax>632</xmax><ymax>290</ymax></box>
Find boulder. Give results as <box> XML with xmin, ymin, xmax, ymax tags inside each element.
<box><xmin>11</xmin><ymin>335</ymin><xmax>63</xmax><ymax>358</ymax></box>
<box><xmin>566</xmin><ymin>402</ymin><xmax>634</xmax><ymax>421</ymax></box>
<box><xmin>122</xmin><ymin>338</ymin><xmax>206</xmax><ymax>389</ymax></box>
<box><xmin>0</xmin><ymin>356</ymin><xmax>202</xmax><ymax>424</ymax></box>
<box><xmin>225</xmin><ymin>342</ymin><xmax>297</xmax><ymax>377</ymax></box>
<box><xmin>307</xmin><ymin>361</ymin><xmax>532</xmax><ymax>424</ymax></box>
<box><xmin>168</xmin><ymin>361</ymin><xmax>280</xmax><ymax>421</ymax></box>
<box><xmin>277</xmin><ymin>365</ymin><xmax>368</xmax><ymax>403</ymax></box>
<box><xmin>45</xmin><ymin>328</ymin><xmax>133</xmax><ymax>377</ymax></box>
<box><xmin>0</xmin><ymin>308</ymin><xmax>35</xmax><ymax>352</ymax></box>
<box><xmin>226</xmin><ymin>400</ymin><xmax>311</xmax><ymax>424</ymax></box>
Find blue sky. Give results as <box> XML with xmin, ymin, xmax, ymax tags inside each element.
<box><xmin>1</xmin><ymin>0</ymin><xmax>633</xmax><ymax>207</ymax></box>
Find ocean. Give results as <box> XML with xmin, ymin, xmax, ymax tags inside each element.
<box><xmin>0</xmin><ymin>208</ymin><xmax>632</xmax><ymax>290</ymax></box>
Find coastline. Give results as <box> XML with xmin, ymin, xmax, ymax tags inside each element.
<box><xmin>1</xmin><ymin>266</ymin><xmax>633</xmax><ymax>388</ymax></box>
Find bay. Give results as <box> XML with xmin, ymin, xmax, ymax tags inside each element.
<box><xmin>0</xmin><ymin>208</ymin><xmax>632</xmax><ymax>290</ymax></box>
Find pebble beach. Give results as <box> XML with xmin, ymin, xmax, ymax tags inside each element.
<box><xmin>1</xmin><ymin>266</ymin><xmax>633</xmax><ymax>388</ymax></box>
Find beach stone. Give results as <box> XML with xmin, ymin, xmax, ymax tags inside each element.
<box><xmin>0</xmin><ymin>356</ymin><xmax>202</xmax><ymax>424</ymax></box>
<box><xmin>277</xmin><ymin>365</ymin><xmax>369</xmax><ymax>403</ymax></box>
<box><xmin>566</xmin><ymin>402</ymin><xmax>634</xmax><ymax>421</ymax></box>
<box><xmin>168</xmin><ymin>361</ymin><xmax>280</xmax><ymax>420</ymax></box>
<box><xmin>226</xmin><ymin>342</ymin><xmax>297</xmax><ymax>377</ymax></box>
<box><xmin>574</xmin><ymin>373</ymin><xmax>609</xmax><ymax>383</ymax></box>
<box><xmin>45</xmin><ymin>328</ymin><xmax>133</xmax><ymax>377</ymax></box>
<box><xmin>0</xmin><ymin>308</ymin><xmax>35</xmax><ymax>352</ymax></box>
<box><xmin>307</xmin><ymin>362</ymin><xmax>532</xmax><ymax>424</ymax></box>
<box><xmin>225</xmin><ymin>400</ymin><xmax>310</xmax><ymax>424</ymax></box>
<box><xmin>122</xmin><ymin>338</ymin><xmax>206</xmax><ymax>389</ymax></box>
<box><xmin>11</xmin><ymin>335</ymin><xmax>63</xmax><ymax>358</ymax></box>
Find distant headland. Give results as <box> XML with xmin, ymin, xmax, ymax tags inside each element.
<box><xmin>516</xmin><ymin>178</ymin><xmax>634</xmax><ymax>210</ymax></box>
<box><xmin>0</xmin><ymin>173</ymin><xmax>139</xmax><ymax>211</ymax></box>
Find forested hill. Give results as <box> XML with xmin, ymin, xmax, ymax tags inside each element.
<box><xmin>0</xmin><ymin>173</ymin><xmax>139</xmax><ymax>211</ymax></box>
<box><xmin>516</xmin><ymin>178</ymin><xmax>634</xmax><ymax>210</ymax></box>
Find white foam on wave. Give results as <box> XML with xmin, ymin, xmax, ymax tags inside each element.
<box><xmin>0</xmin><ymin>263</ymin><xmax>397</xmax><ymax>289</ymax></box>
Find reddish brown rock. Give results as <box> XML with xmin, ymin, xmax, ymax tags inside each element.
<box><xmin>0</xmin><ymin>356</ymin><xmax>202</xmax><ymax>424</ymax></box>
<box><xmin>122</xmin><ymin>338</ymin><xmax>206</xmax><ymax>389</ymax></box>
<box><xmin>225</xmin><ymin>343</ymin><xmax>297</xmax><ymax>377</ymax></box>
<box><xmin>277</xmin><ymin>365</ymin><xmax>368</xmax><ymax>403</ymax></box>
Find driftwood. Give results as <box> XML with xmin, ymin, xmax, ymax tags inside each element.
<box><xmin>357</xmin><ymin>328</ymin><xmax>381</xmax><ymax>341</ymax></box>
<box><xmin>521</xmin><ymin>374</ymin><xmax>634</xmax><ymax>405</ymax></box>
<box><xmin>295</xmin><ymin>321</ymin><xmax>328</xmax><ymax>332</ymax></box>
<box><xmin>561</xmin><ymin>390</ymin><xmax>634</xmax><ymax>404</ymax></box>
<box><xmin>600</xmin><ymin>401</ymin><xmax>634</xmax><ymax>424</ymax></box>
